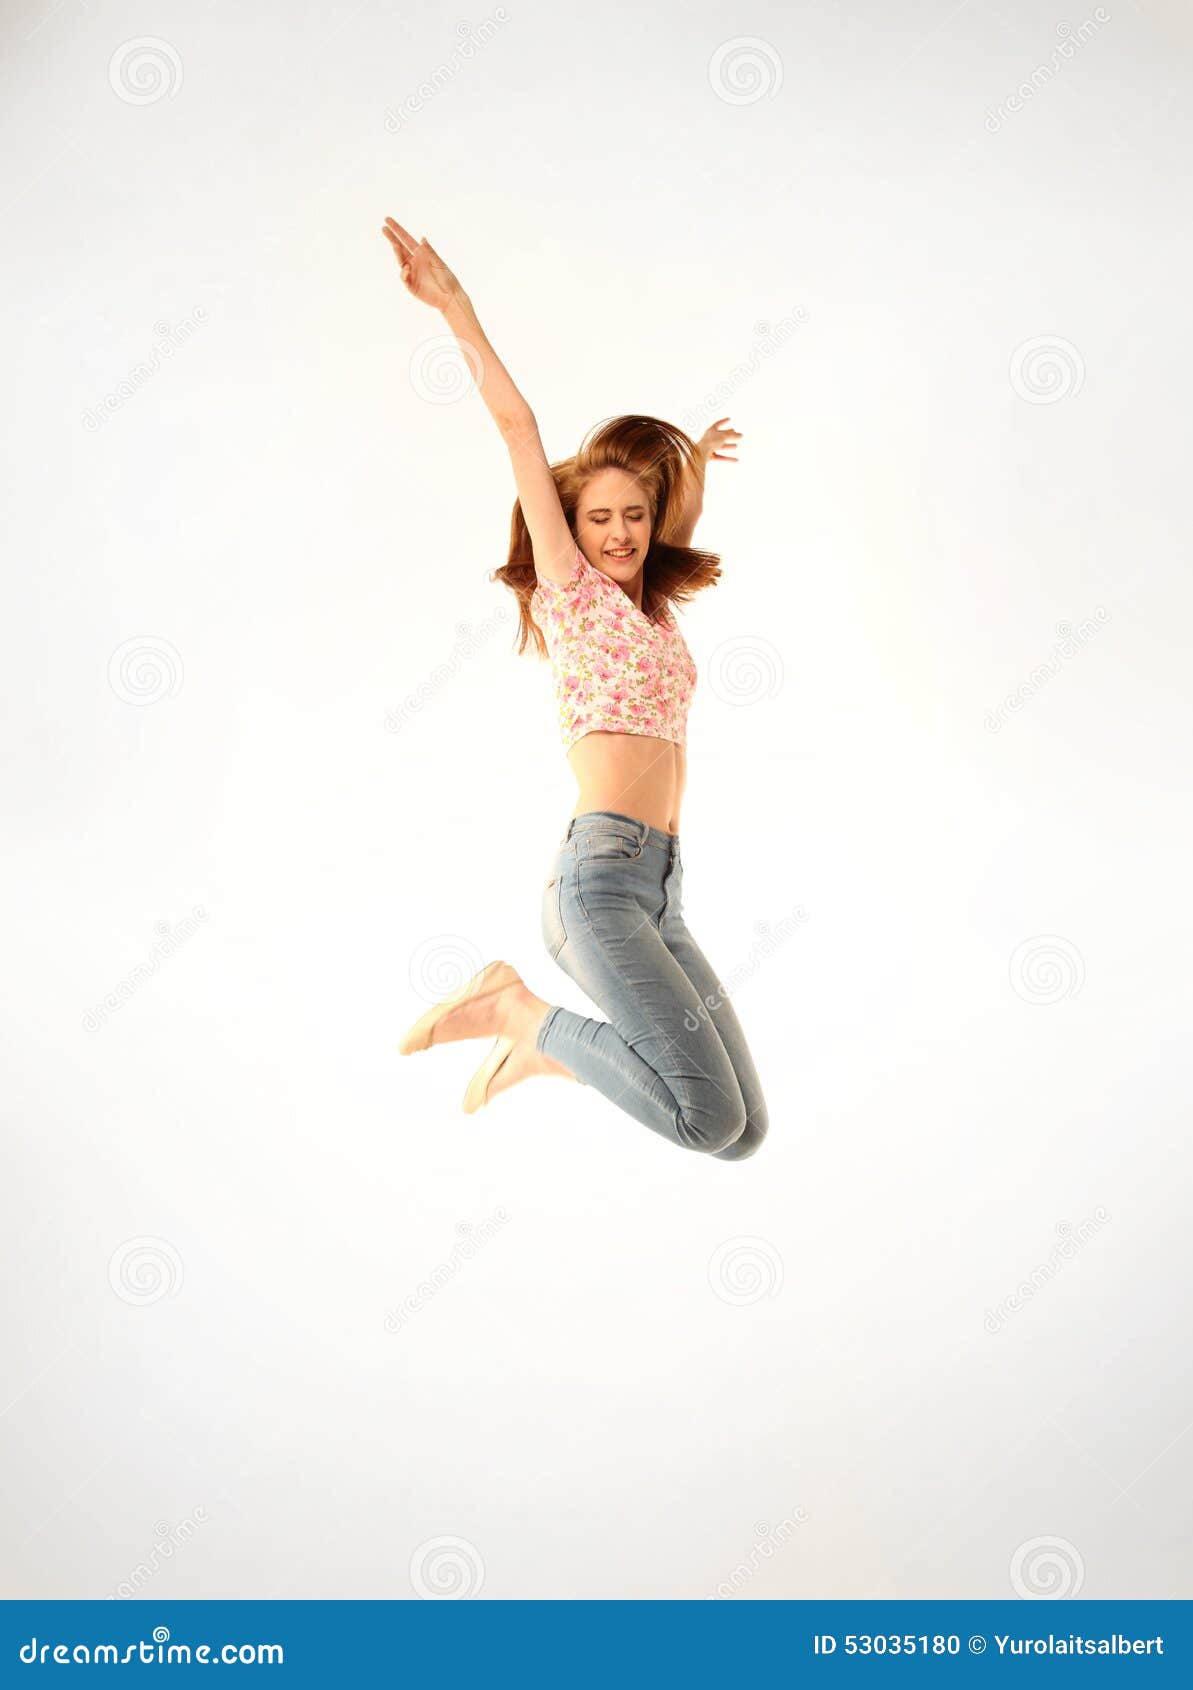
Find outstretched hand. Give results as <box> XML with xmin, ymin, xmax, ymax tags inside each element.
<box><xmin>696</xmin><ymin>417</ymin><xmax>742</xmax><ymax>469</ymax></box>
<box><xmin>380</xmin><ymin>217</ymin><xmax>464</xmax><ymax>311</ymax></box>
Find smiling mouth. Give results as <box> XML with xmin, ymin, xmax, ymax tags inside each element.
<box><xmin>605</xmin><ymin>547</ymin><xmax>635</xmax><ymax>559</ymax></box>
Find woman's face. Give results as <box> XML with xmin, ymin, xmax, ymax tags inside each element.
<box><xmin>576</xmin><ymin>469</ymin><xmax>652</xmax><ymax>585</ymax></box>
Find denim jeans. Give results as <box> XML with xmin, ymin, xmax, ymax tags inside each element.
<box><xmin>537</xmin><ymin>810</ymin><xmax>768</xmax><ymax>1160</ymax></box>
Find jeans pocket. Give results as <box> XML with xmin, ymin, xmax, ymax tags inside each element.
<box><xmin>578</xmin><ymin>828</ymin><xmax>643</xmax><ymax>862</ymax></box>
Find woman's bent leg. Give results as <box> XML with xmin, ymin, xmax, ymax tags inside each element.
<box><xmin>536</xmin><ymin>946</ymin><xmax>747</xmax><ymax>1154</ymax></box>
<box><xmin>537</xmin><ymin>851</ymin><xmax>748</xmax><ymax>1155</ymax></box>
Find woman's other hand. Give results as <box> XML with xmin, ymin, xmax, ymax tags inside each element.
<box><xmin>696</xmin><ymin>417</ymin><xmax>742</xmax><ymax>469</ymax></box>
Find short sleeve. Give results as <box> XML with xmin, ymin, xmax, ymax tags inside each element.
<box><xmin>532</xmin><ymin>543</ymin><xmax>587</xmax><ymax>602</ymax></box>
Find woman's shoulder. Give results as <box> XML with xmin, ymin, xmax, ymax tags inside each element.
<box><xmin>531</xmin><ymin>542</ymin><xmax>588</xmax><ymax>599</ymax></box>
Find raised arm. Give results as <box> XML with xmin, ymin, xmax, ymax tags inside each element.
<box><xmin>667</xmin><ymin>418</ymin><xmax>741</xmax><ymax>547</ymax></box>
<box><xmin>381</xmin><ymin>217</ymin><xmax>577</xmax><ymax>584</ymax></box>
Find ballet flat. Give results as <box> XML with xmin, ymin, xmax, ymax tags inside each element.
<box><xmin>462</xmin><ymin>1036</ymin><xmax>516</xmax><ymax>1114</ymax></box>
<box><xmin>397</xmin><ymin>960</ymin><xmax>520</xmax><ymax>1056</ymax></box>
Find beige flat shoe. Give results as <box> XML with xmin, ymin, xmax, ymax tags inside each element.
<box><xmin>397</xmin><ymin>960</ymin><xmax>520</xmax><ymax>1056</ymax></box>
<box><xmin>462</xmin><ymin>1036</ymin><xmax>516</xmax><ymax>1114</ymax></box>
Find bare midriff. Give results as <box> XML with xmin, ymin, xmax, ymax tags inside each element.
<box><xmin>567</xmin><ymin>731</ymin><xmax>686</xmax><ymax>836</ymax></box>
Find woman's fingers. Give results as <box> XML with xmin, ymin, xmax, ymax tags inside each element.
<box><xmin>380</xmin><ymin>222</ymin><xmax>420</xmax><ymax>288</ymax></box>
<box><xmin>383</xmin><ymin>216</ymin><xmax>419</xmax><ymax>257</ymax></box>
<box><xmin>696</xmin><ymin>419</ymin><xmax>741</xmax><ymax>466</ymax></box>
<box><xmin>381</xmin><ymin>231</ymin><xmax>413</xmax><ymax>282</ymax></box>
<box><xmin>700</xmin><ymin>419</ymin><xmax>740</xmax><ymax>446</ymax></box>
<box><xmin>382</xmin><ymin>245</ymin><xmax>415</xmax><ymax>294</ymax></box>
<box><xmin>707</xmin><ymin>418</ymin><xmax>741</xmax><ymax>463</ymax></box>
<box><xmin>380</xmin><ymin>219</ymin><xmax>454</xmax><ymax>308</ymax></box>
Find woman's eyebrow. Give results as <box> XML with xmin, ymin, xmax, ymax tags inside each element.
<box><xmin>585</xmin><ymin>505</ymin><xmax>646</xmax><ymax>516</ymax></box>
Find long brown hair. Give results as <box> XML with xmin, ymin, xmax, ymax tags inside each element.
<box><xmin>490</xmin><ymin>414</ymin><xmax>722</xmax><ymax>659</ymax></box>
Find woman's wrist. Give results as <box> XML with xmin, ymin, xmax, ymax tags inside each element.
<box><xmin>440</xmin><ymin>286</ymin><xmax>476</xmax><ymax>330</ymax></box>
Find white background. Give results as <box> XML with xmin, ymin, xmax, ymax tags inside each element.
<box><xmin>3</xmin><ymin>0</ymin><xmax>1191</xmax><ymax>1601</ymax></box>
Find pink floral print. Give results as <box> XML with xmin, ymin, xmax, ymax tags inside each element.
<box><xmin>531</xmin><ymin>544</ymin><xmax>698</xmax><ymax>753</ymax></box>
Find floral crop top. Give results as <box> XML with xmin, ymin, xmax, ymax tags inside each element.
<box><xmin>530</xmin><ymin>543</ymin><xmax>698</xmax><ymax>753</ymax></box>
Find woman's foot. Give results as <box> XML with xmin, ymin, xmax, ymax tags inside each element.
<box><xmin>472</xmin><ymin>1036</ymin><xmax>577</xmax><ymax>1108</ymax></box>
<box><xmin>398</xmin><ymin>960</ymin><xmax>519</xmax><ymax>1054</ymax></box>
<box><xmin>402</xmin><ymin>960</ymin><xmax>582</xmax><ymax>1108</ymax></box>
<box><xmin>402</xmin><ymin>963</ymin><xmax>550</xmax><ymax>1051</ymax></box>
<box><xmin>399</xmin><ymin>962</ymin><xmax>531</xmax><ymax>1054</ymax></box>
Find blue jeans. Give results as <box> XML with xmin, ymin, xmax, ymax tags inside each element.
<box><xmin>536</xmin><ymin>811</ymin><xmax>768</xmax><ymax>1160</ymax></box>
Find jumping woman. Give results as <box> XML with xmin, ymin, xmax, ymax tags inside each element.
<box><xmin>384</xmin><ymin>216</ymin><xmax>768</xmax><ymax>1161</ymax></box>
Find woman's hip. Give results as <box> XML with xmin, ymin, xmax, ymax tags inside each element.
<box><xmin>542</xmin><ymin>812</ymin><xmax>684</xmax><ymax>958</ymax></box>
<box><xmin>554</xmin><ymin>814</ymin><xmax>679</xmax><ymax>916</ymax></box>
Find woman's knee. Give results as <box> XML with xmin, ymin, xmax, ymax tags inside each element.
<box><xmin>677</xmin><ymin>1099</ymin><xmax>749</xmax><ymax>1157</ymax></box>
<box><xmin>710</xmin><ymin>1103</ymin><xmax>768</xmax><ymax>1162</ymax></box>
